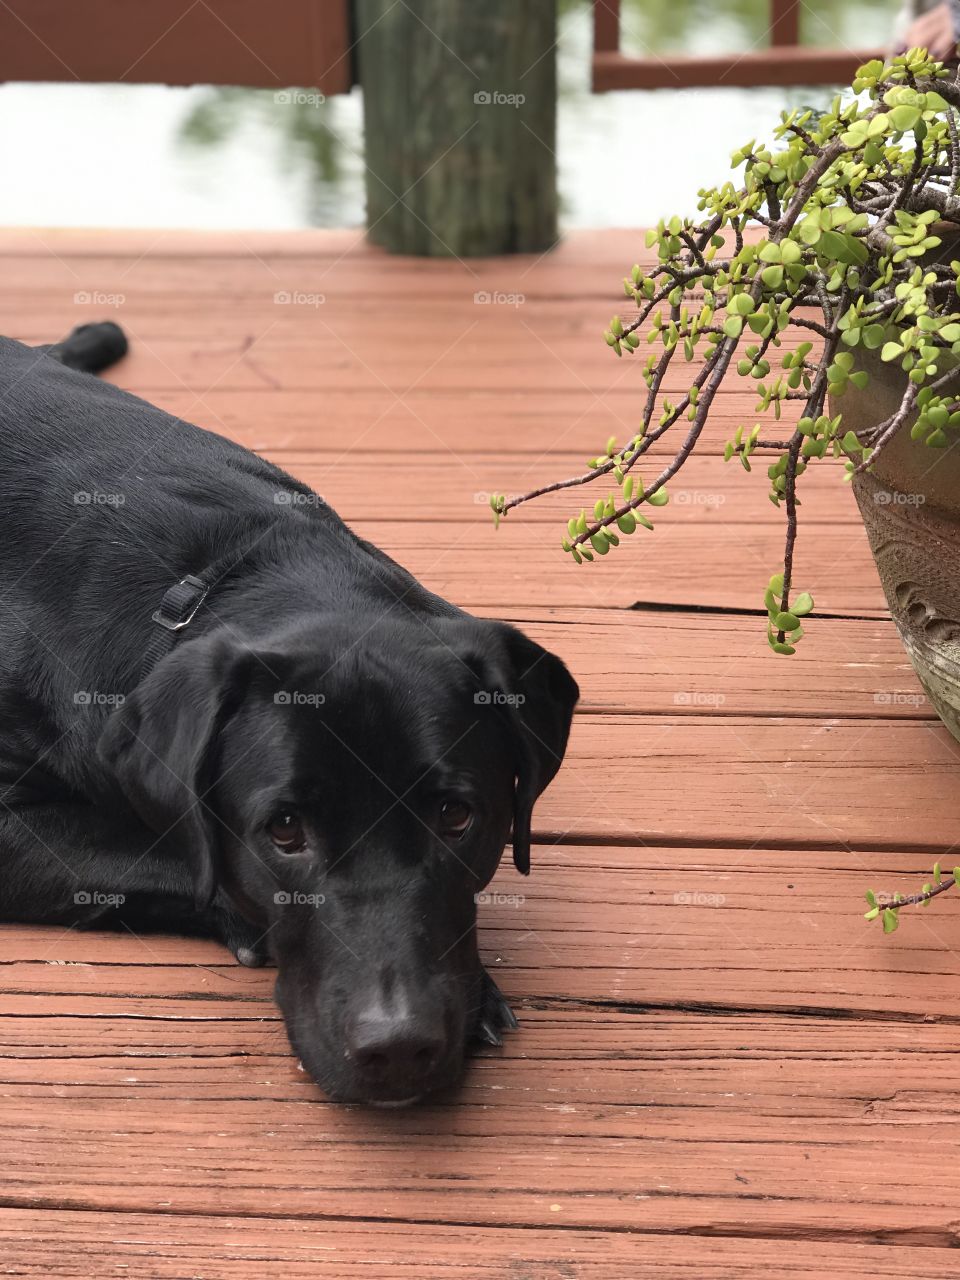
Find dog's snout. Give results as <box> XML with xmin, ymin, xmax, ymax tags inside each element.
<box><xmin>347</xmin><ymin>1008</ymin><xmax>445</xmax><ymax>1084</ymax></box>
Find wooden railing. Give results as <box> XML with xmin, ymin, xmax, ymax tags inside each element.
<box><xmin>0</xmin><ymin>0</ymin><xmax>353</xmax><ymax>92</ymax></box>
<box><xmin>593</xmin><ymin>0</ymin><xmax>883</xmax><ymax>90</ymax></box>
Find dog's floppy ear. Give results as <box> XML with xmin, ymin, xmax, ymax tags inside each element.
<box><xmin>97</xmin><ymin>631</ymin><xmax>254</xmax><ymax>910</ymax></box>
<box><xmin>496</xmin><ymin>625</ymin><xmax>579</xmax><ymax>874</ymax></box>
<box><xmin>443</xmin><ymin>619</ymin><xmax>579</xmax><ymax>875</ymax></box>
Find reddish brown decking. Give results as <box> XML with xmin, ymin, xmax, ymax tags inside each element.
<box><xmin>2</xmin><ymin>228</ymin><xmax>960</xmax><ymax>1278</ymax></box>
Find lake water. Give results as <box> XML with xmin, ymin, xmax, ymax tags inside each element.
<box><xmin>0</xmin><ymin>0</ymin><xmax>900</xmax><ymax>232</ymax></box>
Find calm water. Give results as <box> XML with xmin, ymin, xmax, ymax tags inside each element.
<box><xmin>0</xmin><ymin>0</ymin><xmax>899</xmax><ymax>232</ymax></box>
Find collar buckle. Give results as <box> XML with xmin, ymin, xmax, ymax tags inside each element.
<box><xmin>151</xmin><ymin>574</ymin><xmax>209</xmax><ymax>632</ymax></box>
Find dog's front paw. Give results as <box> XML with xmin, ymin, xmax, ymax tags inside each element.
<box><xmin>211</xmin><ymin>900</ymin><xmax>272</xmax><ymax>968</ymax></box>
<box><xmin>473</xmin><ymin>969</ymin><xmax>519</xmax><ymax>1047</ymax></box>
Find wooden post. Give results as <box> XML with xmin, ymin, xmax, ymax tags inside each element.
<box><xmin>770</xmin><ymin>0</ymin><xmax>801</xmax><ymax>48</ymax></box>
<box><xmin>594</xmin><ymin>0</ymin><xmax>621</xmax><ymax>53</ymax></box>
<box><xmin>355</xmin><ymin>0</ymin><xmax>557</xmax><ymax>256</ymax></box>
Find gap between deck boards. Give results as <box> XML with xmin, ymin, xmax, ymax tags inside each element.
<box><xmin>0</xmin><ymin>1195</ymin><xmax>954</xmax><ymax>1251</ymax></box>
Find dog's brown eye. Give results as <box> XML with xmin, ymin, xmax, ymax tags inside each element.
<box><xmin>268</xmin><ymin>812</ymin><xmax>306</xmax><ymax>853</ymax></box>
<box><xmin>439</xmin><ymin>800</ymin><xmax>472</xmax><ymax>839</ymax></box>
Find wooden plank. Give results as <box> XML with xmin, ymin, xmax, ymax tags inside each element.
<box><xmin>10</xmin><ymin>995</ymin><xmax>960</xmax><ymax>1110</ymax></box>
<box><xmin>0</xmin><ymin>226</ymin><xmax>658</xmax><ymax>267</ymax></box>
<box><xmin>486</xmin><ymin>608</ymin><xmax>928</xmax><ymax>721</ymax></box>
<box><xmin>83</xmin><ymin>337</ymin><xmax>820</xmax><ymax>397</ymax></box>
<box><xmin>7</xmin><ymin>848</ymin><xmax>960</xmax><ymax>1245</ymax></box>
<box><xmin>343</xmin><ymin>517</ymin><xmax>885</xmax><ymax>615</ymax></box>
<box><xmin>272</xmin><ymin>452</ymin><xmax>861</xmax><ymax>525</ymax></box>
<box><xmin>107</xmin><ymin>389</ymin><xmax>834</xmax><ymax>458</ymax></box>
<box><xmin>5</xmin><ymin>1208</ymin><xmax>960</xmax><ymax>1279</ymax></box>
<box><xmin>0</xmin><ymin>0</ymin><xmax>353</xmax><ymax>93</ymax></box>
<box><xmin>2</xmin><ymin>846</ymin><xmax>959</xmax><ymax>1016</ymax></box>
<box><xmin>9</xmin><ymin>327</ymin><xmax>818</xmax><ymax>410</ymax></box>
<box><xmin>537</xmin><ymin>713</ymin><xmax>959</xmax><ymax>850</ymax></box>
<box><xmin>0</xmin><ymin>227</ymin><xmax>754</xmax><ymax>304</ymax></box>
<box><xmin>100</xmin><ymin>337</ymin><xmax>736</xmax><ymax>395</ymax></box>
<box><xmin>0</xmin><ymin>250</ymin><xmax>644</xmax><ymax>298</ymax></box>
<box><xmin>5</xmin><ymin>1004</ymin><xmax>960</xmax><ymax>1237</ymax></box>
<box><xmin>7</xmin><ymin>302</ymin><xmax>825</xmax><ymax>354</ymax></box>
<box><xmin>12</xmin><ymin>297</ymin><xmax>631</xmax><ymax>341</ymax></box>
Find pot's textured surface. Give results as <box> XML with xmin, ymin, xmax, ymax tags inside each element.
<box><xmin>842</xmin><ymin>347</ymin><xmax>960</xmax><ymax>741</ymax></box>
<box><xmin>852</xmin><ymin>467</ymin><xmax>960</xmax><ymax>739</ymax></box>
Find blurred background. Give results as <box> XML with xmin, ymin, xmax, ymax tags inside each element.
<box><xmin>0</xmin><ymin>0</ymin><xmax>901</xmax><ymax>232</ymax></box>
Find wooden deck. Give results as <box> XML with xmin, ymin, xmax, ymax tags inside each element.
<box><xmin>3</xmin><ymin>227</ymin><xmax>960</xmax><ymax>1277</ymax></box>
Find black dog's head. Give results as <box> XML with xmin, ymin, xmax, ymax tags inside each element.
<box><xmin>98</xmin><ymin>614</ymin><xmax>578</xmax><ymax>1104</ymax></box>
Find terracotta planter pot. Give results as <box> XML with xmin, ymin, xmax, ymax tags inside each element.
<box><xmin>835</xmin><ymin>344</ymin><xmax>960</xmax><ymax>741</ymax></box>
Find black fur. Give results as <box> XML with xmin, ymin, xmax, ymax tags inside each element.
<box><xmin>0</xmin><ymin>324</ymin><xmax>578</xmax><ymax>1104</ymax></box>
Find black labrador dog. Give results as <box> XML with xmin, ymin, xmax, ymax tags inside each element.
<box><xmin>0</xmin><ymin>323</ymin><xmax>578</xmax><ymax>1105</ymax></box>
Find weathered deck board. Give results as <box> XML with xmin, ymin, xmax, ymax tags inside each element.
<box><xmin>489</xmin><ymin>608</ymin><xmax>930</xmax><ymax>720</ymax></box>
<box><xmin>1</xmin><ymin>229</ymin><xmax>955</xmax><ymax>1278</ymax></box>
<box><xmin>343</xmin><ymin>517</ymin><xmax>884</xmax><ymax>613</ymax></box>
<box><xmin>59</xmin><ymin>336</ymin><xmax>824</xmax><ymax>396</ymax></box>
<box><xmin>540</xmin><ymin>714</ymin><xmax>960</xmax><ymax>848</ymax></box>
<box><xmin>3</xmin><ymin>844</ymin><xmax>960</xmax><ymax>1014</ymax></box>
<box><xmin>121</xmin><ymin>388</ymin><xmax>828</xmax><ymax>457</ymax></box>
<box><xmin>5</xmin><ymin>1009</ymin><xmax>960</xmax><ymax>1239</ymax></box>
<box><xmin>6</xmin><ymin>1210</ymin><xmax>960</xmax><ymax>1280</ymax></box>
<box><xmin>246</xmin><ymin>454</ymin><xmax>865</xmax><ymax>529</ymax></box>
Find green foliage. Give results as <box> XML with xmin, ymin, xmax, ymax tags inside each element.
<box><xmin>498</xmin><ymin>50</ymin><xmax>960</xmax><ymax>653</ymax></box>
<box><xmin>764</xmin><ymin>572</ymin><xmax>810</xmax><ymax>654</ymax></box>
<box><xmin>864</xmin><ymin>860</ymin><xmax>960</xmax><ymax>936</ymax></box>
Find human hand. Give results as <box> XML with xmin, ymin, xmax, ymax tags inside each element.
<box><xmin>898</xmin><ymin>1</ymin><xmax>959</xmax><ymax>60</ymax></box>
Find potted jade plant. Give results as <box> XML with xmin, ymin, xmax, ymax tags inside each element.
<box><xmin>491</xmin><ymin>49</ymin><xmax>960</xmax><ymax>935</ymax></box>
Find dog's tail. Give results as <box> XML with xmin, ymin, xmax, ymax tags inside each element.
<box><xmin>47</xmin><ymin>321</ymin><xmax>128</xmax><ymax>375</ymax></box>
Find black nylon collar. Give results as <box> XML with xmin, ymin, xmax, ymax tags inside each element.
<box><xmin>140</xmin><ymin>573</ymin><xmax>212</xmax><ymax>682</ymax></box>
<box><xmin>139</xmin><ymin>525</ymin><xmax>276</xmax><ymax>683</ymax></box>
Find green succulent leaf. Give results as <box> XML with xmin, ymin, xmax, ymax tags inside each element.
<box><xmin>889</xmin><ymin>103</ymin><xmax>922</xmax><ymax>131</ymax></box>
<box><xmin>774</xmin><ymin>610</ymin><xmax>800</xmax><ymax>631</ymax></box>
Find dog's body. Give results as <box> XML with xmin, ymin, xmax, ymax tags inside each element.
<box><xmin>0</xmin><ymin>324</ymin><xmax>578</xmax><ymax>1103</ymax></box>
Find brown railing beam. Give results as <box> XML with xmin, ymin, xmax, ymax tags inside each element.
<box><xmin>593</xmin><ymin>44</ymin><xmax>884</xmax><ymax>92</ymax></box>
<box><xmin>0</xmin><ymin>0</ymin><xmax>354</xmax><ymax>92</ymax></box>
<box><xmin>592</xmin><ymin>0</ymin><xmax>881</xmax><ymax>91</ymax></box>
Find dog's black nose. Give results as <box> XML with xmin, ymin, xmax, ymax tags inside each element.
<box><xmin>347</xmin><ymin>1013</ymin><xmax>444</xmax><ymax>1082</ymax></box>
